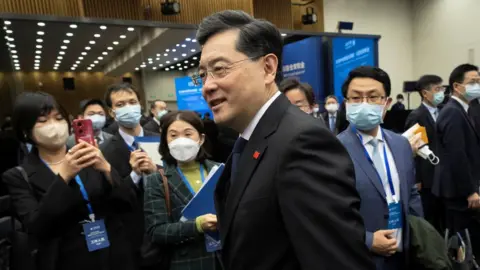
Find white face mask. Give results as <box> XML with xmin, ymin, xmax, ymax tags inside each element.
<box><xmin>168</xmin><ymin>137</ymin><xmax>201</xmax><ymax>162</ymax></box>
<box><xmin>33</xmin><ymin>121</ymin><xmax>69</xmax><ymax>149</ymax></box>
<box><xmin>325</xmin><ymin>103</ymin><xmax>339</xmax><ymax>113</ymax></box>
<box><xmin>312</xmin><ymin>107</ymin><xmax>320</xmax><ymax>113</ymax></box>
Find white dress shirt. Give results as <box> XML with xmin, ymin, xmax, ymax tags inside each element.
<box><xmin>119</xmin><ymin>127</ymin><xmax>144</xmax><ymax>185</ymax></box>
<box><xmin>241</xmin><ymin>91</ymin><xmax>281</xmax><ymax>140</ymax></box>
<box><xmin>358</xmin><ymin>128</ymin><xmax>403</xmax><ymax>250</ymax></box>
<box><xmin>451</xmin><ymin>96</ymin><xmax>469</xmax><ymax>112</ymax></box>
<box><xmin>153</xmin><ymin>117</ymin><xmax>160</xmax><ymax>126</ymax></box>
<box><xmin>422</xmin><ymin>102</ymin><xmax>438</xmax><ymax>122</ymax></box>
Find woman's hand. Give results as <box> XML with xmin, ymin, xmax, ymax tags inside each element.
<box><xmin>58</xmin><ymin>141</ymin><xmax>98</xmax><ymax>182</ymax></box>
<box><xmin>195</xmin><ymin>214</ymin><xmax>218</xmax><ymax>232</ymax></box>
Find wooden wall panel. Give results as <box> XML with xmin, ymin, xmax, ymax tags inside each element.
<box><xmin>139</xmin><ymin>0</ymin><xmax>254</xmax><ymax>24</ymax></box>
<box><xmin>253</xmin><ymin>0</ymin><xmax>293</xmax><ymax>30</ymax></box>
<box><xmin>82</xmin><ymin>0</ymin><xmax>140</xmax><ymax>20</ymax></box>
<box><xmin>0</xmin><ymin>0</ymin><xmax>82</xmax><ymax>17</ymax></box>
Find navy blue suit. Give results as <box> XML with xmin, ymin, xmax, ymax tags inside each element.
<box><xmin>338</xmin><ymin>127</ymin><xmax>423</xmax><ymax>270</ymax></box>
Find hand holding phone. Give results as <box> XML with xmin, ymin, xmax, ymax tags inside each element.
<box><xmin>73</xmin><ymin>119</ymin><xmax>95</xmax><ymax>145</ymax></box>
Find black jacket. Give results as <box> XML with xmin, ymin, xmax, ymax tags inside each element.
<box><xmin>143</xmin><ymin>119</ymin><xmax>161</xmax><ymax>134</ymax></box>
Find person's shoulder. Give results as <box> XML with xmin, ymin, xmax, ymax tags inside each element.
<box><xmin>144</xmin><ymin>172</ymin><xmax>162</xmax><ymax>188</ymax></box>
<box><xmin>2</xmin><ymin>166</ymin><xmax>22</xmax><ymax>185</ymax></box>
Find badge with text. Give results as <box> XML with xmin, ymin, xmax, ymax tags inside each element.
<box><xmin>387</xmin><ymin>202</ymin><xmax>403</xmax><ymax>229</ymax></box>
<box><xmin>205</xmin><ymin>231</ymin><xmax>221</xmax><ymax>252</ymax></box>
<box><xmin>82</xmin><ymin>219</ymin><xmax>110</xmax><ymax>252</ymax></box>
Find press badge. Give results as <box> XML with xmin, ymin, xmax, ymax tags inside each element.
<box><xmin>387</xmin><ymin>202</ymin><xmax>402</xmax><ymax>229</ymax></box>
<box><xmin>205</xmin><ymin>231</ymin><xmax>221</xmax><ymax>252</ymax></box>
<box><xmin>82</xmin><ymin>219</ymin><xmax>110</xmax><ymax>252</ymax></box>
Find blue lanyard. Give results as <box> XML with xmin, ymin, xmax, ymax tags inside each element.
<box><xmin>42</xmin><ymin>159</ymin><xmax>95</xmax><ymax>221</ymax></box>
<box><xmin>176</xmin><ymin>165</ymin><xmax>206</xmax><ymax>195</ymax></box>
<box><xmin>352</xmin><ymin>127</ymin><xmax>396</xmax><ymax>198</ymax></box>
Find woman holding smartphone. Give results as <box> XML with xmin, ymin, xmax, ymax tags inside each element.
<box><xmin>2</xmin><ymin>92</ymin><xmax>136</xmax><ymax>270</ymax></box>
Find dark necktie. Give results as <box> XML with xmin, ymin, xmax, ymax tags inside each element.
<box><xmin>330</xmin><ymin>115</ymin><xmax>336</xmax><ymax>132</ymax></box>
<box><xmin>231</xmin><ymin>137</ymin><xmax>248</xmax><ymax>183</ymax></box>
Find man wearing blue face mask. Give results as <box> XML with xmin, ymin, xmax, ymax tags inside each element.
<box><xmin>100</xmin><ymin>83</ymin><xmax>160</xmax><ymax>269</ymax></box>
<box><xmin>337</xmin><ymin>66</ymin><xmax>423</xmax><ymax>270</ymax></box>
<box><xmin>434</xmin><ymin>64</ymin><xmax>480</xmax><ymax>262</ymax></box>
<box><xmin>143</xmin><ymin>99</ymin><xmax>167</xmax><ymax>134</ymax></box>
<box><xmin>405</xmin><ymin>75</ymin><xmax>444</xmax><ymax>233</ymax></box>
<box><xmin>67</xmin><ymin>99</ymin><xmax>112</xmax><ymax>148</ymax></box>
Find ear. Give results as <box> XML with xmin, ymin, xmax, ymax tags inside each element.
<box><xmin>199</xmin><ymin>133</ymin><xmax>206</xmax><ymax>146</ymax></box>
<box><xmin>263</xmin><ymin>54</ymin><xmax>278</xmax><ymax>85</ymax></box>
<box><xmin>108</xmin><ymin>108</ymin><xmax>115</xmax><ymax>119</ymax></box>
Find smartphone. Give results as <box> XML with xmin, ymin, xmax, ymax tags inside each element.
<box><xmin>72</xmin><ymin>119</ymin><xmax>95</xmax><ymax>145</ymax></box>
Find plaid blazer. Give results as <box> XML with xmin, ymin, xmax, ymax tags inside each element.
<box><xmin>144</xmin><ymin>160</ymin><xmax>222</xmax><ymax>270</ymax></box>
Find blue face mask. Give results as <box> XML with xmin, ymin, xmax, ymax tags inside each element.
<box><xmin>465</xmin><ymin>83</ymin><xmax>480</xmax><ymax>101</ymax></box>
<box><xmin>114</xmin><ymin>104</ymin><xmax>142</xmax><ymax>128</ymax></box>
<box><xmin>86</xmin><ymin>114</ymin><xmax>106</xmax><ymax>131</ymax></box>
<box><xmin>432</xmin><ymin>91</ymin><xmax>445</xmax><ymax>106</ymax></box>
<box><xmin>156</xmin><ymin>110</ymin><xmax>168</xmax><ymax>120</ymax></box>
<box><xmin>346</xmin><ymin>102</ymin><xmax>385</xmax><ymax>131</ymax></box>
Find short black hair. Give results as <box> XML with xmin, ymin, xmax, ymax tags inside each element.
<box><xmin>449</xmin><ymin>64</ymin><xmax>479</xmax><ymax>90</ymax></box>
<box><xmin>150</xmin><ymin>100</ymin><xmax>165</xmax><ymax>110</ymax></box>
<box><xmin>104</xmin><ymin>83</ymin><xmax>140</xmax><ymax>108</ymax></box>
<box><xmin>80</xmin><ymin>99</ymin><xmax>106</xmax><ymax>115</ymax></box>
<box><xmin>415</xmin><ymin>75</ymin><xmax>443</xmax><ymax>99</ymax></box>
<box><xmin>196</xmin><ymin>10</ymin><xmax>283</xmax><ymax>84</ymax></box>
<box><xmin>279</xmin><ymin>77</ymin><xmax>315</xmax><ymax>106</ymax></box>
<box><xmin>159</xmin><ymin>110</ymin><xmax>210</xmax><ymax>166</ymax></box>
<box><xmin>396</xmin><ymin>94</ymin><xmax>404</xmax><ymax>99</ymax></box>
<box><xmin>12</xmin><ymin>91</ymin><xmax>69</xmax><ymax>144</ymax></box>
<box><xmin>341</xmin><ymin>66</ymin><xmax>391</xmax><ymax>98</ymax></box>
<box><xmin>325</xmin><ymin>95</ymin><xmax>338</xmax><ymax>103</ymax></box>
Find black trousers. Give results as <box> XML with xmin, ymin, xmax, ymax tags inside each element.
<box><xmin>421</xmin><ymin>188</ymin><xmax>445</xmax><ymax>233</ymax></box>
<box><xmin>444</xmin><ymin>198</ymin><xmax>480</xmax><ymax>262</ymax></box>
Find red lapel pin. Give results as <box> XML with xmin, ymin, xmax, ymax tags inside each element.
<box><xmin>253</xmin><ymin>151</ymin><xmax>260</xmax><ymax>159</ymax></box>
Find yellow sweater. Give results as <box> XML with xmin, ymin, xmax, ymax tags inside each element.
<box><xmin>178</xmin><ymin>162</ymin><xmax>207</xmax><ymax>193</ymax></box>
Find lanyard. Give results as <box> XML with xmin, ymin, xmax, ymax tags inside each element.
<box><xmin>42</xmin><ymin>160</ymin><xmax>95</xmax><ymax>222</ymax></box>
<box><xmin>176</xmin><ymin>165</ymin><xmax>206</xmax><ymax>195</ymax></box>
<box><xmin>352</xmin><ymin>127</ymin><xmax>396</xmax><ymax>199</ymax></box>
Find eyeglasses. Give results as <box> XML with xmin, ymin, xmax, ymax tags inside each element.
<box><xmin>346</xmin><ymin>95</ymin><xmax>386</xmax><ymax>104</ymax></box>
<box><xmin>191</xmin><ymin>56</ymin><xmax>261</xmax><ymax>86</ymax></box>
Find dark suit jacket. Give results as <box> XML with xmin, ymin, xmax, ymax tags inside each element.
<box><xmin>405</xmin><ymin>104</ymin><xmax>438</xmax><ymax>189</ymax></box>
<box><xmin>433</xmin><ymin>98</ymin><xmax>480</xmax><ymax>199</ymax></box>
<box><xmin>337</xmin><ymin>127</ymin><xmax>423</xmax><ymax>270</ymax></box>
<box><xmin>214</xmin><ymin>94</ymin><xmax>374</xmax><ymax>270</ymax></box>
<box><xmin>391</xmin><ymin>102</ymin><xmax>406</xmax><ymax>111</ymax></box>
<box><xmin>100</xmin><ymin>129</ymin><xmax>158</xmax><ymax>255</ymax></box>
<box><xmin>143</xmin><ymin>119</ymin><xmax>161</xmax><ymax>134</ymax></box>
<box><xmin>2</xmin><ymin>148</ymin><xmax>135</xmax><ymax>270</ymax></box>
<box><xmin>144</xmin><ymin>160</ymin><xmax>220</xmax><ymax>270</ymax></box>
<box><xmin>469</xmin><ymin>98</ymin><xmax>480</xmax><ymax>132</ymax></box>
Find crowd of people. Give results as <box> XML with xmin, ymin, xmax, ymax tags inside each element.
<box><xmin>0</xmin><ymin>9</ymin><xmax>479</xmax><ymax>270</ymax></box>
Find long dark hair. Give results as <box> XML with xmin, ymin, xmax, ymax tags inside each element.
<box><xmin>159</xmin><ymin>110</ymin><xmax>210</xmax><ymax>166</ymax></box>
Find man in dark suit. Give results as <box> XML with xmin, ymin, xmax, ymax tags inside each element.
<box><xmin>143</xmin><ymin>99</ymin><xmax>167</xmax><ymax>134</ymax></box>
<box><xmin>196</xmin><ymin>10</ymin><xmax>374</xmax><ymax>270</ymax></box>
<box><xmin>100</xmin><ymin>83</ymin><xmax>159</xmax><ymax>269</ymax></box>
<box><xmin>469</xmin><ymin>98</ymin><xmax>480</xmax><ymax>132</ymax></box>
<box><xmin>322</xmin><ymin>95</ymin><xmax>340</xmax><ymax>134</ymax></box>
<box><xmin>434</xmin><ymin>64</ymin><xmax>480</xmax><ymax>261</ymax></box>
<box><xmin>390</xmin><ymin>94</ymin><xmax>406</xmax><ymax>111</ymax></box>
<box><xmin>337</xmin><ymin>66</ymin><xmax>423</xmax><ymax>270</ymax></box>
<box><xmin>405</xmin><ymin>75</ymin><xmax>445</xmax><ymax>232</ymax></box>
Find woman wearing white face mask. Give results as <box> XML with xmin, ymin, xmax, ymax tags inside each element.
<box><xmin>144</xmin><ymin>111</ymin><xmax>221</xmax><ymax>270</ymax></box>
<box><xmin>2</xmin><ymin>92</ymin><xmax>136</xmax><ymax>270</ymax></box>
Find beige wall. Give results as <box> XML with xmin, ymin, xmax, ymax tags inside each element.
<box><xmin>142</xmin><ymin>70</ymin><xmax>185</xmax><ymax>111</ymax></box>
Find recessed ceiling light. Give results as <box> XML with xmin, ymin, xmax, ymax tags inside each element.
<box><xmin>166</xmin><ymin>61</ymin><xmax>170</xmax><ymax>64</ymax></box>
<box><xmin>176</xmin><ymin>44</ymin><xmax>180</xmax><ymax>47</ymax></box>
<box><xmin>172</xmin><ymin>49</ymin><xmax>176</xmax><ymax>52</ymax></box>
<box><xmin>71</xmin><ymin>67</ymin><xmax>75</xmax><ymax>70</ymax></box>
<box><xmin>34</xmin><ymin>63</ymin><xmax>39</xmax><ymax>67</ymax></box>
<box><xmin>56</xmin><ymin>60</ymin><xmax>61</xmax><ymax>64</ymax></box>
<box><xmin>156</xmin><ymin>58</ymin><xmax>160</xmax><ymax>61</ymax></box>
<box><xmin>37</xmin><ymin>31</ymin><xmax>44</xmax><ymax>35</ymax></box>
<box><xmin>8</xmin><ymin>44</ymin><xmax>15</xmax><ymax>48</ymax></box>
<box><xmin>166</xmin><ymin>49</ymin><xmax>170</xmax><ymax>52</ymax></box>
<box><xmin>156</xmin><ymin>54</ymin><xmax>161</xmax><ymax>57</ymax></box>
<box><xmin>191</xmin><ymin>63</ymin><xmax>195</xmax><ymax>66</ymax></box>
<box><xmin>94</xmin><ymin>34</ymin><xmax>100</xmax><ymax>38</ymax></box>
<box><xmin>159</xmin><ymin>64</ymin><xmax>163</xmax><ymax>67</ymax></box>
<box><xmin>63</xmin><ymin>40</ymin><xmax>70</xmax><ymax>44</ymax></box>
<box><xmin>120</xmin><ymin>35</ymin><xmax>126</xmax><ymax>39</ymax></box>
<box><xmin>37</xmin><ymin>22</ymin><xmax>45</xmax><ymax>27</ymax></box>
<box><xmin>36</xmin><ymin>45</ymin><xmax>43</xmax><ymax>49</ymax></box>
<box><xmin>53</xmin><ymin>67</ymin><xmax>58</xmax><ymax>70</ymax></box>
<box><xmin>34</xmin><ymin>67</ymin><xmax>39</xmax><ymax>70</ymax></box>
<box><xmin>60</xmin><ymin>46</ymin><xmax>67</xmax><ymax>49</ymax></box>
<box><xmin>107</xmin><ymin>47</ymin><xmax>113</xmax><ymax>50</ymax></box>
<box><xmin>165</xmin><ymin>68</ymin><xmax>170</xmax><ymax>71</ymax></box>
<box><xmin>113</xmin><ymin>41</ymin><xmax>119</xmax><ymax>45</ymax></box>
<box><xmin>57</xmin><ymin>56</ymin><xmax>63</xmax><ymax>59</ymax></box>
<box><xmin>135</xmin><ymin>67</ymin><xmax>139</xmax><ymax>71</ymax></box>
<box><xmin>13</xmin><ymin>59</ymin><xmax>18</xmax><ymax>63</ymax></box>
<box><xmin>78</xmin><ymin>57</ymin><xmax>84</xmax><ymax>60</ymax></box>
<box><xmin>177</xmin><ymin>63</ymin><xmax>181</xmax><ymax>66</ymax></box>
<box><xmin>181</xmin><ymin>44</ymin><xmax>186</xmax><ymax>48</ymax></box>
<box><xmin>10</xmin><ymin>50</ymin><xmax>17</xmax><ymax>54</ymax></box>
<box><xmin>90</xmin><ymin>64</ymin><xmax>95</xmax><ymax>67</ymax></box>
<box><xmin>34</xmin><ymin>60</ymin><xmax>40</xmax><ymax>63</ymax></box>
<box><xmin>6</xmin><ymin>30</ymin><xmax>12</xmax><ymax>34</ymax></box>
<box><xmin>100</xmin><ymin>25</ymin><xmax>107</xmax><ymax>30</ymax></box>
<box><xmin>148</xmin><ymin>61</ymin><xmax>153</xmax><ymax>65</ymax></box>
<box><xmin>35</xmin><ymin>55</ymin><xmax>41</xmax><ymax>59</ymax></box>
<box><xmin>140</xmin><ymin>64</ymin><xmax>146</xmax><ymax>68</ymax></box>
<box><xmin>184</xmin><ymin>66</ymin><xmax>188</xmax><ymax>69</ymax></box>
<box><xmin>81</xmin><ymin>52</ymin><xmax>87</xmax><ymax>55</ymax></box>
<box><xmin>182</xmin><ymin>53</ymin><xmax>187</xmax><ymax>57</ymax></box>
<box><xmin>85</xmin><ymin>46</ymin><xmax>91</xmax><ymax>50</ymax></box>
<box><xmin>153</xmin><ymin>67</ymin><xmax>157</xmax><ymax>70</ymax></box>
<box><xmin>70</xmin><ymin>24</ymin><xmax>77</xmax><ymax>29</ymax></box>
<box><xmin>94</xmin><ymin>61</ymin><xmax>98</xmax><ymax>64</ymax></box>
<box><xmin>66</xmin><ymin>33</ymin><xmax>73</xmax><ymax>37</ymax></box>
<box><xmin>174</xmin><ymin>58</ymin><xmax>178</xmax><ymax>61</ymax></box>
<box><xmin>102</xmin><ymin>52</ymin><xmax>108</xmax><ymax>55</ymax></box>
<box><xmin>35</xmin><ymin>50</ymin><xmax>42</xmax><ymax>54</ymax></box>
<box><xmin>89</xmin><ymin>40</ymin><xmax>95</xmax><ymax>44</ymax></box>
<box><xmin>164</xmin><ymin>53</ymin><xmax>168</xmax><ymax>56</ymax></box>
<box><xmin>73</xmin><ymin>64</ymin><xmax>77</xmax><ymax>67</ymax></box>
<box><xmin>75</xmin><ymin>61</ymin><xmax>80</xmax><ymax>64</ymax></box>
<box><xmin>87</xmin><ymin>67</ymin><xmax>92</xmax><ymax>70</ymax></box>
<box><xmin>193</xmin><ymin>57</ymin><xmax>197</xmax><ymax>60</ymax></box>
<box><xmin>281</xmin><ymin>33</ymin><xmax>287</xmax><ymax>37</ymax></box>
<box><xmin>186</xmin><ymin>38</ymin><xmax>191</xmax><ymax>41</ymax></box>
<box><xmin>4</xmin><ymin>21</ymin><xmax>11</xmax><ymax>25</ymax></box>
<box><xmin>191</xmin><ymin>49</ymin><xmax>196</xmax><ymax>52</ymax></box>
<box><xmin>192</xmin><ymin>39</ymin><xmax>197</xmax><ymax>43</ymax></box>
<box><xmin>127</xmin><ymin>27</ymin><xmax>134</xmax><ymax>31</ymax></box>
<box><xmin>98</xmin><ymin>56</ymin><xmax>103</xmax><ymax>60</ymax></box>
<box><xmin>59</xmin><ymin>51</ymin><xmax>65</xmax><ymax>55</ymax></box>
<box><xmin>15</xmin><ymin>67</ymin><xmax>20</xmax><ymax>70</ymax></box>
<box><xmin>179</xmin><ymin>68</ymin><xmax>183</xmax><ymax>70</ymax></box>
<box><xmin>11</xmin><ymin>55</ymin><xmax>18</xmax><ymax>59</ymax></box>
<box><xmin>36</xmin><ymin>38</ymin><xmax>43</xmax><ymax>43</ymax></box>
<box><xmin>184</xmin><ymin>60</ymin><xmax>189</xmax><ymax>63</ymax></box>
<box><xmin>148</xmin><ymin>58</ymin><xmax>153</xmax><ymax>61</ymax></box>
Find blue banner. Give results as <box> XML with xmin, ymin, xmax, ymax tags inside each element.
<box><xmin>282</xmin><ymin>36</ymin><xmax>324</xmax><ymax>102</ymax></box>
<box><xmin>332</xmin><ymin>37</ymin><xmax>376</xmax><ymax>103</ymax></box>
<box><xmin>174</xmin><ymin>76</ymin><xmax>212</xmax><ymax>117</ymax></box>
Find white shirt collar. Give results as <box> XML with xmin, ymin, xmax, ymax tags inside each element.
<box><xmin>328</xmin><ymin>112</ymin><xmax>337</xmax><ymax>117</ymax></box>
<box><xmin>451</xmin><ymin>96</ymin><xmax>469</xmax><ymax>112</ymax></box>
<box><xmin>422</xmin><ymin>102</ymin><xmax>437</xmax><ymax>113</ymax></box>
<box><xmin>153</xmin><ymin>117</ymin><xmax>160</xmax><ymax>125</ymax></box>
<box><xmin>119</xmin><ymin>127</ymin><xmax>144</xmax><ymax>146</ymax></box>
<box><xmin>357</xmin><ymin>128</ymin><xmax>383</xmax><ymax>146</ymax></box>
<box><xmin>241</xmin><ymin>91</ymin><xmax>281</xmax><ymax>140</ymax></box>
